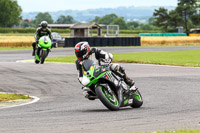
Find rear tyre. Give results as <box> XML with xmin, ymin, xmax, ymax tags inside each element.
<box><xmin>95</xmin><ymin>85</ymin><xmax>119</xmax><ymax>111</ymax></box>
<box><xmin>130</xmin><ymin>89</ymin><xmax>143</xmax><ymax>108</ymax></box>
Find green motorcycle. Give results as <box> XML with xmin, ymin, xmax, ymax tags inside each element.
<box><xmin>80</xmin><ymin>59</ymin><xmax>143</xmax><ymax>111</ymax></box>
<box><xmin>35</xmin><ymin>36</ymin><xmax>52</xmax><ymax>64</ymax></box>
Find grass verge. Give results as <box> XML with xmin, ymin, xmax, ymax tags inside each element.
<box><xmin>0</xmin><ymin>93</ymin><xmax>31</xmax><ymax>102</ymax></box>
<box><xmin>0</xmin><ymin>47</ymin><xmax>32</xmax><ymax>51</ymax></box>
<box><xmin>150</xmin><ymin>130</ymin><xmax>200</xmax><ymax>133</ymax></box>
<box><xmin>46</xmin><ymin>50</ymin><xmax>200</xmax><ymax>67</ymax></box>
<box><xmin>46</xmin><ymin>56</ymin><xmax>76</xmax><ymax>63</ymax></box>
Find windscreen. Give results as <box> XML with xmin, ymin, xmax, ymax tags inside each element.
<box><xmin>82</xmin><ymin>60</ymin><xmax>95</xmax><ymax>71</ymax></box>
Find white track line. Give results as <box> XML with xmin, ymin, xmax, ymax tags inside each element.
<box><xmin>16</xmin><ymin>59</ymin><xmax>74</xmax><ymax>64</ymax></box>
<box><xmin>16</xmin><ymin>59</ymin><xmax>200</xmax><ymax>69</ymax></box>
<box><xmin>0</xmin><ymin>96</ymin><xmax>40</xmax><ymax>110</ymax></box>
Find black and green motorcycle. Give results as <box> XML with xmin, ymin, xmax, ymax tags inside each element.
<box><xmin>35</xmin><ymin>36</ymin><xmax>52</xmax><ymax>64</ymax></box>
<box><xmin>80</xmin><ymin>59</ymin><xmax>143</xmax><ymax>111</ymax></box>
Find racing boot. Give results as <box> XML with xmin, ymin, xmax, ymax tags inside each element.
<box><xmin>118</xmin><ymin>66</ymin><xmax>135</xmax><ymax>87</ymax></box>
<box><xmin>124</xmin><ymin>75</ymin><xmax>135</xmax><ymax>87</ymax></box>
<box><xmin>32</xmin><ymin>42</ymin><xmax>36</xmax><ymax>56</ymax></box>
<box><xmin>32</xmin><ymin>48</ymin><xmax>35</xmax><ymax>56</ymax></box>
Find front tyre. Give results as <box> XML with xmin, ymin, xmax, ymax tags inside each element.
<box><xmin>95</xmin><ymin>85</ymin><xmax>119</xmax><ymax>111</ymax></box>
<box><xmin>130</xmin><ymin>89</ymin><xmax>143</xmax><ymax>108</ymax></box>
<box><xmin>40</xmin><ymin>50</ymin><xmax>48</xmax><ymax>64</ymax></box>
<box><xmin>35</xmin><ymin>60</ymin><xmax>40</xmax><ymax>64</ymax></box>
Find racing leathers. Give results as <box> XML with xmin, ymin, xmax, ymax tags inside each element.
<box><xmin>75</xmin><ymin>48</ymin><xmax>135</xmax><ymax>99</ymax></box>
<box><xmin>32</xmin><ymin>27</ymin><xmax>52</xmax><ymax>56</ymax></box>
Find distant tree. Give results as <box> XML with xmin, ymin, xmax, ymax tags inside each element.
<box><xmin>191</xmin><ymin>13</ymin><xmax>200</xmax><ymax>25</ymax></box>
<box><xmin>148</xmin><ymin>17</ymin><xmax>156</xmax><ymax>25</ymax></box>
<box><xmin>152</xmin><ymin>0</ymin><xmax>200</xmax><ymax>32</ymax></box>
<box><xmin>34</xmin><ymin>12</ymin><xmax>54</xmax><ymax>26</ymax></box>
<box><xmin>153</xmin><ymin>7</ymin><xmax>169</xmax><ymax>31</ymax></box>
<box><xmin>91</xmin><ymin>16</ymin><xmax>101</xmax><ymax>23</ymax></box>
<box><xmin>139</xmin><ymin>24</ymin><xmax>154</xmax><ymax>30</ymax></box>
<box><xmin>0</xmin><ymin>0</ymin><xmax>22</xmax><ymax>27</ymax></box>
<box><xmin>56</xmin><ymin>15</ymin><xmax>75</xmax><ymax>24</ymax></box>
<box><xmin>127</xmin><ymin>21</ymin><xmax>139</xmax><ymax>29</ymax></box>
<box><xmin>178</xmin><ymin>0</ymin><xmax>197</xmax><ymax>5</ymax></box>
<box><xmin>168</xmin><ymin>10</ymin><xmax>183</xmax><ymax>30</ymax></box>
<box><xmin>176</xmin><ymin>0</ymin><xmax>197</xmax><ymax>33</ymax></box>
<box><xmin>111</xmin><ymin>17</ymin><xmax>127</xmax><ymax>29</ymax></box>
<box><xmin>20</xmin><ymin>21</ymin><xmax>36</xmax><ymax>28</ymax></box>
<box><xmin>98</xmin><ymin>14</ymin><xmax>118</xmax><ymax>25</ymax></box>
<box><xmin>21</xmin><ymin>21</ymin><xmax>30</xmax><ymax>28</ymax></box>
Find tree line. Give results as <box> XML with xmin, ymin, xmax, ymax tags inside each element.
<box><xmin>0</xmin><ymin>0</ymin><xmax>158</xmax><ymax>30</ymax></box>
<box><xmin>17</xmin><ymin>12</ymin><xmax>161</xmax><ymax>31</ymax></box>
<box><xmin>0</xmin><ymin>0</ymin><xmax>22</xmax><ymax>27</ymax></box>
<box><xmin>20</xmin><ymin>13</ymin><xmax>75</xmax><ymax>28</ymax></box>
<box><xmin>152</xmin><ymin>0</ymin><xmax>200</xmax><ymax>33</ymax></box>
<box><xmin>21</xmin><ymin>13</ymin><xmax>160</xmax><ymax>30</ymax></box>
<box><xmin>91</xmin><ymin>14</ymin><xmax>160</xmax><ymax>30</ymax></box>
<box><xmin>1</xmin><ymin>0</ymin><xmax>200</xmax><ymax>32</ymax></box>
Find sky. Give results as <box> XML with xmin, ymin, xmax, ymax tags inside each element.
<box><xmin>18</xmin><ymin>0</ymin><xmax>178</xmax><ymax>12</ymax></box>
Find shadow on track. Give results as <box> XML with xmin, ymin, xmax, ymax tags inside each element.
<box><xmin>80</xmin><ymin>107</ymin><xmax>144</xmax><ymax>113</ymax></box>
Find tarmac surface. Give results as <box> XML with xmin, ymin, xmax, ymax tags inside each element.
<box><xmin>0</xmin><ymin>47</ymin><xmax>200</xmax><ymax>133</ymax></box>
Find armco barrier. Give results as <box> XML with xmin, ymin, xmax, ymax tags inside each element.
<box><xmin>64</xmin><ymin>37</ymin><xmax>141</xmax><ymax>47</ymax></box>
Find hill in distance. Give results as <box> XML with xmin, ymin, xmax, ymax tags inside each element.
<box><xmin>22</xmin><ymin>6</ymin><xmax>175</xmax><ymax>23</ymax></box>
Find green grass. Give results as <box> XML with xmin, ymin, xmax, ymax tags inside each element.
<box><xmin>46</xmin><ymin>50</ymin><xmax>200</xmax><ymax>67</ymax></box>
<box><xmin>0</xmin><ymin>33</ymin><xmax>70</xmax><ymax>37</ymax></box>
<box><xmin>0</xmin><ymin>93</ymin><xmax>30</xmax><ymax>102</ymax></box>
<box><xmin>151</xmin><ymin>130</ymin><xmax>200</xmax><ymax>133</ymax></box>
<box><xmin>112</xmin><ymin>50</ymin><xmax>200</xmax><ymax>67</ymax></box>
<box><xmin>120</xmin><ymin>33</ymin><xmax>140</xmax><ymax>37</ymax></box>
<box><xmin>46</xmin><ymin>56</ymin><xmax>76</xmax><ymax>63</ymax></box>
<box><xmin>0</xmin><ymin>47</ymin><xmax>32</xmax><ymax>51</ymax></box>
<box><xmin>0</xmin><ymin>33</ymin><xmax>34</xmax><ymax>36</ymax></box>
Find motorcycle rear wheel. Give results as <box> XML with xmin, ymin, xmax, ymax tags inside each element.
<box><xmin>95</xmin><ymin>85</ymin><xmax>119</xmax><ymax>111</ymax></box>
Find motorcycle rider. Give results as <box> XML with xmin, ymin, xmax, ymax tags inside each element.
<box><xmin>32</xmin><ymin>21</ymin><xmax>52</xmax><ymax>56</ymax></box>
<box><xmin>75</xmin><ymin>41</ymin><xmax>135</xmax><ymax>99</ymax></box>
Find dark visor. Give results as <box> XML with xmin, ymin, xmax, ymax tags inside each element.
<box><xmin>75</xmin><ymin>50</ymin><xmax>86</xmax><ymax>58</ymax></box>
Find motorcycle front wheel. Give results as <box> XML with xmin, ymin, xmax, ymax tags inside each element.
<box><xmin>40</xmin><ymin>50</ymin><xmax>48</xmax><ymax>64</ymax></box>
<box><xmin>130</xmin><ymin>89</ymin><xmax>143</xmax><ymax>108</ymax></box>
<box><xmin>95</xmin><ymin>85</ymin><xmax>119</xmax><ymax>111</ymax></box>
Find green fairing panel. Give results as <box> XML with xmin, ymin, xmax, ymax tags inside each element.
<box><xmin>38</xmin><ymin>36</ymin><xmax>52</xmax><ymax>48</ymax></box>
<box><xmin>124</xmin><ymin>99</ymin><xmax>129</xmax><ymax>105</ymax></box>
<box><xmin>82</xmin><ymin>59</ymin><xmax>111</xmax><ymax>87</ymax></box>
<box><xmin>42</xmin><ymin>48</ymin><xmax>48</xmax><ymax>51</ymax></box>
<box><xmin>87</xmin><ymin>71</ymin><xmax>108</xmax><ymax>87</ymax></box>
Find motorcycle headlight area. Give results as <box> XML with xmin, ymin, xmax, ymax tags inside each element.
<box><xmin>81</xmin><ymin>75</ymin><xmax>90</xmax><ymax>86</ymax></box>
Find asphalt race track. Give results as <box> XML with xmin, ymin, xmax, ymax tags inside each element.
<box><xmin>0</xmin><ymin>47</ymin><xmax>200</xmax><ymax>133</ymax></box>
